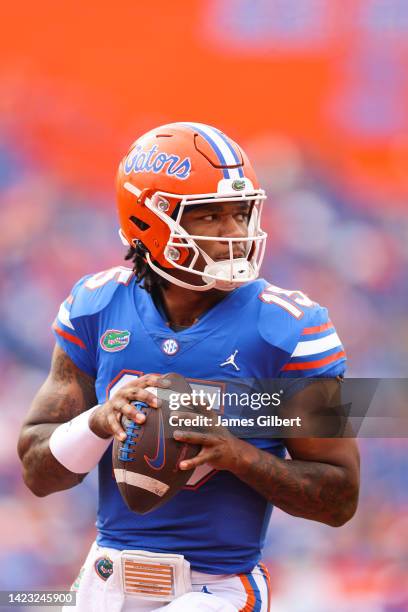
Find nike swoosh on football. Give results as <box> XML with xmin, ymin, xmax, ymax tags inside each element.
<box><xmin>144</xmin><ymin>410</ymin><xmax>166</xmax><ymax>470</ymax></box>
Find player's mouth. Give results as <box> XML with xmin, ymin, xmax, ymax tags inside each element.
<box><xmin>215</xmin><ymin>249</ymin><xmax>246</xmax><ymax>261</ymax></box>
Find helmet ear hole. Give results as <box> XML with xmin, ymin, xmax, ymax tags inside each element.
<box><xmin>130</xmin><ymin>216</ymin><xmax>150</xmax><ymax>232</ymax></box>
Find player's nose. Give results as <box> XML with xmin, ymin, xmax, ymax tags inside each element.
<box><xmin>220</xmin><ymin>215</ymin><xmax>247</xmax><ymax>238</ymax></box>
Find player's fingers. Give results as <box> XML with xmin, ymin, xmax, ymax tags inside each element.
<box><xmin>147</xmin><ymin>375</ymin><xmax>172</xmax><ymax>389</ymax></box>
<box><xmin>123</xmin><ymin>374</ymin><xmax>171</xmax><ymax>391</ymax></box>
<box><xmin>117</xmin><ymin>388</ymin><xmax>159</xmax><ymax>409</ymax></box>
<box><xmin>178</xmin><ymin>448</ymin><xmax>212</xmax><ymax>471</ymax></box>
<box><xmin>131</xmin><ymin>388</ymin><xmax>162</xmax><ymax>409</ymax></box>
<box><xmin>114</xmin><ymin>402</ymin><xmax>143</xmax><ymax>423</ymax></box>
<box><xmin>173</xmin><ymin>430</ymin><xmax>214</xmax><ymax>446</ymax></box>
<box><xmin>117</xmin><ymin>378</ymin><xmax>171</xmax><ymax>410</ymax></box>
<box><xmin>107</xmin><ymin>411</ymin><xmax>126</xmax><ymax>442</ymax></box>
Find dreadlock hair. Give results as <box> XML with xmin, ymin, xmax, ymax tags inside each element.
<box><xmin>124</xmin><ymin>241</ymin><xmax>169</xmax><ymax>294</ymax></box>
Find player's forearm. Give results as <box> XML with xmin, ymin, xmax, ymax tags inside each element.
<box><xmin>233</xmin><ymin>442</ymin><xmax>358</xmax><ymax>527</ymax></box>
<box><xmin>18</xmin><ymin>424</ymin><xmax>85</xmax><ymax>497</ymax></box>
<box><xmin>18</xmin><ymin>349</ymin><xmax>98</xmax><ymax>496</ymax></box>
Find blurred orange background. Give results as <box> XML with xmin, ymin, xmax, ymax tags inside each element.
<box><xmin>2</xmin><ymin>0</ymin><xmax>408</xmax><ymax>204</ymax></box>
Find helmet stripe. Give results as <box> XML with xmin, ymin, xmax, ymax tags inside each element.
<box><xmin>212</xmin><ymin>126</ymin><xmax>243</xmax><ymax>169</ymax></box>
<box><xmin>181</xmin><ymin>122</ymin><xmax>244</xmax><ymax>179</ymax></box>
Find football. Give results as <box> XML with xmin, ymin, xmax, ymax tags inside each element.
<box><xmin>112</xmin><ymin>372</ymin><xmax>201</xmax><ymax>514</ymax></box>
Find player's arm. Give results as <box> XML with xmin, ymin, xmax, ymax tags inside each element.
<box><xmin>18</xmin><ymin>345</ymin><xmax>169</xmax><ymax>497</ymax></box>
<box><xmin>17</xmin><ymin>345</ymin><xmax>98</xmax><ymax>496</ymax></box>
<box><xmin>267</xmin><ymin>435</ymin><xmax>360</xmax><ymax>527</ymax></box>
<box><xmin>176</xmin><ymin>431</ymin><xmax>359</xmax><ymax>527</ymax></box>
<box><xmin>174</xmin><ymin>379</ymin><xmax>360</xmax><ymax>527</ymax></box>
<box><xmin>225</xmin><ymin>427</ymin><xmax>359</xmax><ymax>527</ymax></box>
<box><xmin>233</xmin><ymin>378</ymin><xmax>360</xmax><ymax>527</ymax></box>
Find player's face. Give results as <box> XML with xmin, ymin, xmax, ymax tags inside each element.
<box><xmin>180</xmin><ymin>201</ymin><xmax>250</xmax><ymax>264</ymax></box>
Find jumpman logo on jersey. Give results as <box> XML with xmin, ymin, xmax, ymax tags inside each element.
<box><xmin>220</xmin><ymin>349</ymin><xmax>240</xmax><ymax>371</ymax></box>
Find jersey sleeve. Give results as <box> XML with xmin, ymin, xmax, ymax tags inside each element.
<box><xmin>52</xmin><ymin>275</ymin><xmax>97</xmax><ymax>377</ymax></box>
<box><xmin>280</xmin><ymin>306</ymin><xmax>346</xmax><ymax>379</ymax></box>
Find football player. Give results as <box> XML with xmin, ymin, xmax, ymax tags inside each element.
<box><xmin>18</xmin><ymin>123</ymin><xmax>359</xmax><ymax>612</ymax></box>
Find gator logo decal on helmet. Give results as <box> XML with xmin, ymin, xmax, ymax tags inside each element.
<box><xmin>232</xmin><ymin>179</ymin><xmax>246</xmax><ymax>190</ymax></box>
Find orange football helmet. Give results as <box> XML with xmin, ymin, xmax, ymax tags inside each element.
<box><xmin>116</xmin><ymin>122</ymin><xmax>267</xmax><ymax>291</ymax></box>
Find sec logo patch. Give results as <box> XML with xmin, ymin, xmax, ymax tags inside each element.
<box><xmin>161</xmin><ymin>338</ymin><xmax>179</xmax><ymax>356</ymax></box>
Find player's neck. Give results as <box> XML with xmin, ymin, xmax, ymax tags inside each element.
<box><xmin>157</xmin><ymin>285</ymin><xmax>226</xmax><ymax>329</ymax></box>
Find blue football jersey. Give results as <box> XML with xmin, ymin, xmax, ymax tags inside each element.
<box><xmin>53</xmin><ymin>266</ymin><xmax>346</xmax><ymax>574</ymax></box>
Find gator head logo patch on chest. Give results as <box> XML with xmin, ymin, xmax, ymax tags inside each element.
<box><xmin>100</xmin><ymin>329</ymin><xmax>131</xmax><ymax>352</ymax></box>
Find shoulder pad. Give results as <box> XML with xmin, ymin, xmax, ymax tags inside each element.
<box><xmin>69</xmin><ymin>267</ymin><xmax>134</xmax><ymax>321</ymax></box>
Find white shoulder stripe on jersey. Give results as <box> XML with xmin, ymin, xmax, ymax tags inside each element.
<box><xmin>57</xmin><ymin>302</ymin><xmax>75</xmax><ymax>330</ymax></box>
<box><xmin>292</xmin><ymin>332</ymin><xmax>342</xmax><ymax>357</ymax></box>
<box><xmin>182</xmin><ymin>122</ymin><xmax>242</xmax><ymax>180</ymax></box>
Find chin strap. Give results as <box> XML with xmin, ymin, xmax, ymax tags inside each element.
<box><xmin>145</xmin><ymin>253</ymin><xmax>217</xmax><ymax>292</ymax></box>
<box><xmin>124</xmin><ymin>229</ymin><xmax>251</xmax><ymax>292</ymax></box>
<box><xmin>202</xmin><ymin>259</ymin><xmax>256</xmax><ymax>291</ymax></box>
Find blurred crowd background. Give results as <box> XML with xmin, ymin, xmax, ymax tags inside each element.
<box><xmin>0</xmin><ymin>1</ymin><xmax>407</xmax><ymax>611</ymax></box>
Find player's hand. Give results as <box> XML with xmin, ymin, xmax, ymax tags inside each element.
<box><xmin>172</xmin><ymin>409</ymin><xmax>246</xmax><ymax>473</ymax></box>
<box><xmin>89</xmin><ymin>374</ymin><xmax>171</xmax><ymax>442</ymax></box>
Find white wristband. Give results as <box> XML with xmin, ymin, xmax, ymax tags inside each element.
<box><xmin>49</xmin><ymin>406</ymin><xmax>112</xmax><ymax>474</ymax></box>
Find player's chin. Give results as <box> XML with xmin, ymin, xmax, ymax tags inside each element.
<box><xmin>170</xmin><ymin>268</ymin><xmax>208</xmax><ymax>288</ymax></box>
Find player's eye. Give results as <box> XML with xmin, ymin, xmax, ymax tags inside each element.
<box><xmin>235</xmin><ymin>210</ymin><xmax>251</xmax><ymax>223</ymax></box>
